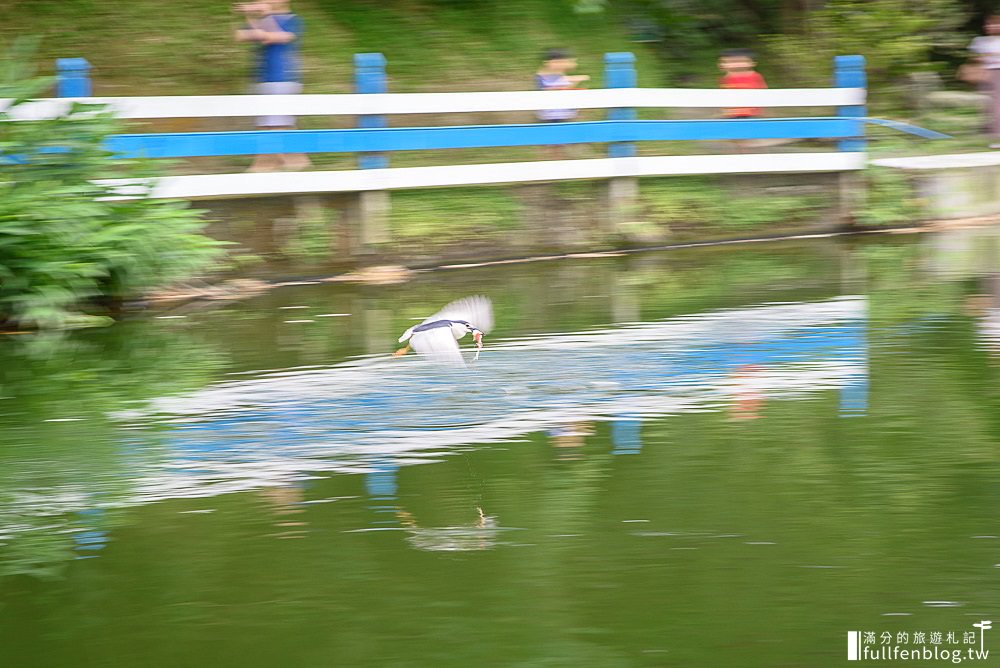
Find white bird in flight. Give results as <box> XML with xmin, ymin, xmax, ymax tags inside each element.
<box><xmin>394</xmin><ymin>296</ymin><xmax>494</xmax><ymax>366</ymax></box>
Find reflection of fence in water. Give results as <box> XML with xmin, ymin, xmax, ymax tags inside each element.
<box><xmin>0</xmin><ymin>297</ymin><xmax>868</xmax><ymax>551</ymax></box>
<box><xmin>115</xmin><ymin>296</ymin><xmax>867</xmax><ymax>501</ymax></box>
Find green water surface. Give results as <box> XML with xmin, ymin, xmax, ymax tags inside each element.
<box><xmin>2</xmin><ymin>228</ymin><xmax>1000</xmax><ymax>667</ymax></box>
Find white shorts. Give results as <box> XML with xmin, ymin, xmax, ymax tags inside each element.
<box><xmin>254</xmin><ymin>81</ymin><xmax>302</xmax><ymax>128</ymax></box>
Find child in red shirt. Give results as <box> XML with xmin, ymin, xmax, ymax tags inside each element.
<box><xmin>719</xmin><ymin>49</ymin><xmax>767</xmax><ymax>119</ymax></box>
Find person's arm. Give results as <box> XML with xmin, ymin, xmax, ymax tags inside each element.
<box><xmin>256</xmin><ymin>15</ymin><xmax>298</xmax><ymax>45</ymax></box>
<box><xmin>235</xmin><ymin>24</ymin><xmax>264</xmax><ymax>42</ymax></box>
<box><xmin>234</xmin><ymin>5</ymin><xmax>269</xmax><ymax>42</ymax></box>
<box><xmin>970</xmin><ymin>38</ymin><xmax>989</xmax><ymax>66</ymax></box>
<box><xmin>235</xmin><ymin>14</ymin><xmax>294</xmax><ymax>43</ymax></box>
<box><xmin>258</xmin><ymin>29</ymin><xmax>296</xmax><ymax>44</ymax></box>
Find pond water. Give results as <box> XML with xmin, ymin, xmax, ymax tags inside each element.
<box><xmin>2</xmin><ymin>227</ymin><xmax>1000</xmax><ymax>667</ymax></box>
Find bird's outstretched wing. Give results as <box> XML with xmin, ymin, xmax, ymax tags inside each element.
<box><xmin>410</xmin><ymin>326</ymin><xmax>466</xmax><ymax>367</ymax></box>
<box><xmin>423</xmin><ymin>296</ymin><xmax>494</xmax><ymax>333</ymax></box>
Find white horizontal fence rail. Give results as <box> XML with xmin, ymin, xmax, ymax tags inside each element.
<box><xmin>2</xmin><ymin>87</ymin><xmax>867</xmax><ymax>121</ymax></box>
<box><xmin>100</xmin><ymin>153</ymin><xmax>867</xmax><ymax>200</ymax></box>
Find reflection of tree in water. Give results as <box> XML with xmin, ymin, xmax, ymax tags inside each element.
<box><xmin>519</xmin><ymin>424</ymin><xmax>632</xmax><ymax>666</ymax></box>
<box><xmin>0</xmin><ymin>326</ymin><xmax>227</xmax><ymax>580</ymax></box>
<box><xmin>749</xmin><ymin>243</ymin><xmax>1000</xmax><ymax>520</ymax></box>
<box><xmin>966</xmin><ymin>274</ymin><xmax>1000</xmax><ymax>358</ymax></box>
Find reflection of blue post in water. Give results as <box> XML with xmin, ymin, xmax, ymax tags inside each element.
<box><xmin>72</xmin><ymin>507</ymin><xmax>108</xmax><ymax>559</ymax></box>
<box><xmin>611</xmin><ymin>418</ymin><xmax>642</xmax><ymax>455</ymax></box>
<box><xmin>839</xmin><ymin>316</ymin><xmax>868</xmax><ymax>418</ymax></box>
<box><xmin>365</xmin><ymin>459</ymin><xmax>399</xmax><ymax>527</ymax></box>
<box><xmin>839</xmin><ymin>373</ymin><xmax>867</xmax><ymax>417</ymax></box>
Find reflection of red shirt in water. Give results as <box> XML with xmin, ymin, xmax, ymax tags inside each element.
<box><xmin>729</xmin><ymin>363</ymin><xmax>764</xmax><ymax>420</ymax></box>
<box><xmin>721</xmin><ymin>71</ymin><xmax>767</xmax><ymax>118</ymax></box>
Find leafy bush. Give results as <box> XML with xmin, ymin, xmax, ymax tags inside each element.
<box><xmin>0</xmin><ymin>42</ymin><xmax>224</xmax><ymax>329</ymax></box>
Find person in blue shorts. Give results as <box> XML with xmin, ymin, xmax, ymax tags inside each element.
<box><xmin>235</xmin><ymin>0</ymin><xmax>310</xmax><ymax>172</ymax></box>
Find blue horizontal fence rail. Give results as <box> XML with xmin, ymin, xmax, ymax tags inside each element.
<box><xmin>106</xmin><ymin>118</ymin><xmax>860</xmax><ymax>159</ymax></box>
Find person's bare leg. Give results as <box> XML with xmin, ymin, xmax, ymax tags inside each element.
<box><xmin>248</xmin><ymin>125</ymin><xmax>282</xmax><ymax>172</ymax></box>
<box><xmin>281</xmin><ymin>151</ymin><xmax>311</xmax><ymax>171</ymax></box>
<box><xmin>249</xmin><ymin>124</ymin><xmax>309</xmax><ymax>172</ymax></box>
<box><xmin>247</xmin><ymin>153</ymin><xmax>281</xmax><ymax>172</ymax></box>
<box><xmin>254</xmin><ymin>124</ymin><xmax>310</xmax><ymax>170</ymax></box>
<box><xmin>543</xmin><ymin>145</ymin><xmax>565</xmax><ymax>160</ymax></box>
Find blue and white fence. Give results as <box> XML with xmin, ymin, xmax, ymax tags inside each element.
<box><xmin>2</xmin><ymin>53</ymin><xmax>871</xmax><ymax>201</ymax></box>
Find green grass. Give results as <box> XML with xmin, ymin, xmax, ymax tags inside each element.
<box><xmin>865</xmin><ymin>99</ymin><xmax>992</xmax><ymax>158</ymax></box>
<box><xmin>390</xmin><ymin>186</ymin><xmax>523</xmax><ymax>244</ymax></box>
<box><xmin>638</xmin><ymin>176</ymin><xmax>833</xmax><ymax>233</ymax></box>
<box><xmin>2</xmin><ymin>0</ymin><xmax>662</xmax><ymax>95</ymax></box>
<box><xmin>2</xmin><ymin>0</ymin><xmax>668</xmax><ymax>177</ymax></box>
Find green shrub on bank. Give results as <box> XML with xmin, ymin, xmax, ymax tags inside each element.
<box><xmin>390</xmin><ymin>187</ymin><xmax>523</xmax><ymax>244</ymax></box>
<box><xmin>856</xmin><ymin>168</ymin><xmax>923</xmax><ymax>227</ymax></box>
<box><xmin>640</xmin><ymin>177</ymin><xmax>832</xmax><ymax>232</ymax></box>
<box><xmin>0</xmin><ymin>43</ymin><xmax>224</xmax><ymax>329</ymax></box>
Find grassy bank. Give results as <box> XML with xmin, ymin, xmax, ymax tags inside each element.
<box><xmin>379</xmin><ymin>175</ymin><xmax>837</xmax><ymax>263</ymax></box>
<box><xmin>2</xmin><ymin>0</ymin><xmax>661</xmax><ymax>95</ymax></box>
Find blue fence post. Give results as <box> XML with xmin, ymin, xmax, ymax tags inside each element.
<box><xmin>833</xmin><ymin>55</ymin><xmax>867</xmax><ymax>226</ymax></box>
<box><xmin>604</xmin><ymin>52</ymin><xmax>636</xmax><ymax>158</ymax></box>
<box><xmin>56</xmin><ymin>58</ymin><xmax>91</xmax><ymax>97</ymax></box>
<box><xmin>833</xmin><ymin>55</ymin><xmax>866</xmax><ymax>153</ymax></box>
<box><xmin>603</xmin><ymin>52</ymin><xmax>639</xmax><ymax>235</ymax></box>
<box><xmin>354</xmin><ymin>53</ymin><xmax>388</xmax><ymax>170</ymax></box>
<box><xmin>351</xmin><ymin>52</ymin><xmax>391</xmax><ymax>252</ymax></box>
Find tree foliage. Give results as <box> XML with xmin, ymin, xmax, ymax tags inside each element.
<box><xmin>0</xmin><ymin>40</ymin><xmax>224</xmax><ymax>329</ymax></box>
<box><xmin>594</xmin><ymin>0</ymin><xmax>969</xmax><ymax>95</ymax></box>
<box><xmin>765</xmin><ymin>0</ymin><xmax>968</xmax><ymax>104</ymax></box>
<box><xmin>622</xmin><ymin>0</ymin><xmax>783</xmax><ymax>74</ymax></box>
